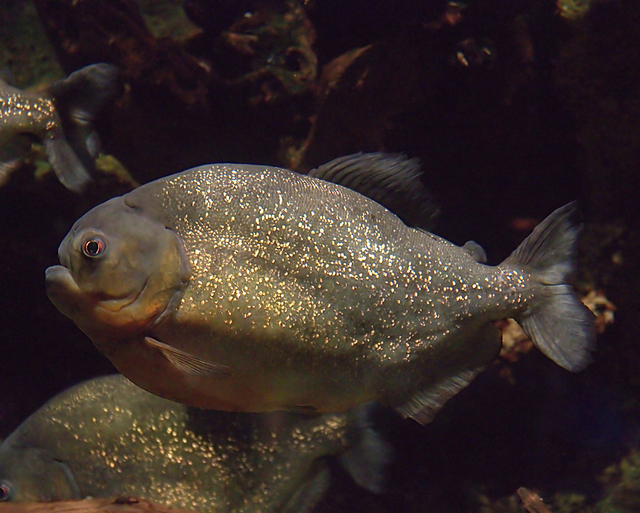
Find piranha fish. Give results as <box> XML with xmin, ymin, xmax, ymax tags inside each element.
<box><xmin>0</xmin><ymin>375</ymin><xmax>388</xmax><ymax>512</ymax></box>
<box><xmin>45</xmin><ymin>153</ymin><xmax>596</xmax><ymax>424</ymax></box>
<box><xmin>0</xmin><ymin>63</ymin><xmax>118</xmax><ymax>192</ymax></box>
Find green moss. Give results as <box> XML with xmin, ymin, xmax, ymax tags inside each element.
<box><xmin>557</xmin><ymin>0</ymin><xmax>594</xmax><ymax>21</ymax></box>
<box><xmin>552</xmin><ymin>492</ymin><xmax>592</xmax><ymax>513</ymax></box>
<box><xmin>136</xmin><ymin>0</ymin><xmax>201</xmax><ymax>41</ymax></box>
<box><xmin>95</xmin><ymin>154</ymin><xmax>138</xmax><ymax>187</ymax></box>
<box><xmin>597</xmin><ymin>450</ymin><xmax>640</xmax><ymax>513</ymax></box>
<box><xmin>0</xmin><ymin>0</ymin><xmax>62</xmax><ymax>88</ymax></box>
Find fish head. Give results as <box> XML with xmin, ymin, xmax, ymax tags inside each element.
<box><xmin>46</xmin><ymin>196</ymin><xmax>191</xmax><ymax>348</ymax></box>
<box><xmin>0</xmin><ymin>446</ymin><xmax>79</xmax><ymax>501</ymax></box>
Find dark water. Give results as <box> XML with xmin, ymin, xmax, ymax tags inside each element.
<box><xmin>1</xmin><ymin>0</ymin><xmax>639</xmax><ymax>511</ymax></box>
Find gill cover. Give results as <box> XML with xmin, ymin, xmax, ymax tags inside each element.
<box><xmin>0</xmin><ymin>448</ymin><xmax>80</xmax><ymax>501</ymax></box>
<box><xmin>47</xmin><ymin>196</ymin><xmax>191</xmax><ymax>344</ymax></box>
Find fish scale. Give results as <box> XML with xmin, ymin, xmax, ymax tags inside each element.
<box><xmin>0</xmin><ymin>91</ymin><xmax>57</xmax><ymax>134</ymax></box>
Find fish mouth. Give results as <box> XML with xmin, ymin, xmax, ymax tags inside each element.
<box><xmin>45</xmin><ymin>265</ymin><xmax>84</xmax><ymax>320</ymax></box>
<box><xmin>45</xmin><ymin>265</ymin><xmax>144</xmax><ymax>316</ymax></box>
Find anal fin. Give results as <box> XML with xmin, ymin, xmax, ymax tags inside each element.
<box><xmin>144</xmin><ymin>337</ymin><xmax>231</xmax><ymax>378</ymax></box>
<box><xmin>396</xmin><ymin>367</ymin><xmax>483</xmax><ymax>425</ymax></box>
<box><xmin>339</xmin><ymin>402</ymin><xmax>392</xmax><ymax>494</ymax></box>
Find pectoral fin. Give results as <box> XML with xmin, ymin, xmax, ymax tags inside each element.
<box><xmin>144</xmin><ymin>337</ymin><xmax>231</xmax><ymax>378</ymax></box>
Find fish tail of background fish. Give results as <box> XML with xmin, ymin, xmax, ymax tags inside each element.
<box><xmin>282</xmin><ymin>404</ymin><xmax>391</xmax><ymax>512</ymax></box>
<box><xmin>46</xmin><ymin>64</ymin><xmax>119</xmax><ymax>192</ymax></box>
<box><xmin>501</xmin><ymin>202</ymin><xmax>596</xmax><ymax>371</ymax></box>
<box><xmin>338</xmin><ymin>403</ymin><xmax>393</xmax><ymax>494</ymax></box>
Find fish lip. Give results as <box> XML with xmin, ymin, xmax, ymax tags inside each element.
<box><xmin>46</xmin><ymin>264</ymin><xmax>80</xmax><ymax>298</ymax></box>
<box><xmin>45</xmin><ymin>265</ymin><xmax>144</xmax><ymax>314</ymax></box>
<box><xmin>45</xmin><ymin>265</ymin><xmax>83</xmax><ymax>319</ymax></box>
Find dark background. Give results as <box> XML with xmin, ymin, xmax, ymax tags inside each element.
<box><xmin>1</xmin><ymin>0</ymin><xmax>639</xmax><ymax>511</ymax></box>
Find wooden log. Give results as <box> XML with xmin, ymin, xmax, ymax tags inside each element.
<box><xmin>517</xmin><ymin>487</ymin><xmax>553</xmax><ymax>513</ymax></box>
<box><xmin>0</xmin><ymin>497</ymin><xmax>201</xmax><ymax>513</ymax></box>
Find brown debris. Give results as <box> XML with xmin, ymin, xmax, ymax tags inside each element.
<box><xmin>0</xmin><ymin>497</ymin><xmax>200</xmax><ymax>513</ymax></box>
<box><xmin>33</xmin><ymin>0</ymin><xmax>210</xmax><ymax>107</ymax></box>
<box><xmin>581</xmin><ymin>289</ymin><xmax>616</xmax><ymax>334</ymax></box>
<box><xmin>291</xmin><ymin>40</ymin><xmax>425</xmax><ymax>171</ymax></box>
<box><xmin>517</xmin><ymin>487</ymin><xmax>552</xmax><ymax>513</ymax></box>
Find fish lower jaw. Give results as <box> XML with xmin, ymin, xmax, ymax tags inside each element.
<box><xmin>94</xmin><ymin>291</ymin><xmax>141</xmax><ymax>313</ymax></box>
<box><xmin>45</xmin><ymin>265</ymin><xmax>84</xmax><ymax>319</ymax></box>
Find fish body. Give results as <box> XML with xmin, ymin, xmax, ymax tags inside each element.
<box><xmin>0</xmin><ymin>82</ymin><xmax>56</xmax><ymax>140</ymax></box>
<box><xmin>0</xmin><ymin>375</ymin><xmax>387</xmax><ymax>511</ymax></box>
<box><xmin>0</xmin><ymin>63</ymin><xmax>118</xmax><ymax>192</ymax></box>
<box><xmin>46</xmin><ymin>154</ymin><xmax>596</xmax><ymax>423</ymax></box>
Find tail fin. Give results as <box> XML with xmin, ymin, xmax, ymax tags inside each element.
<box><xmin>502</xmin><ymin>202</ymin><xmax>596</xmax><ymax>371</ymax></box>
<box><xmin>44</xmin><ymin>132</ymin><xmax>94</xmax><ymax>192</ymax></box>
<box><xmin>338</xmin><ymin>403</ymin><xmax>393</xmax><ymax>494</ymax></box>
<box><xmin>46</xmin><ymin>63</ymin><xmax>119</xmax><ymax>192</ymax></box>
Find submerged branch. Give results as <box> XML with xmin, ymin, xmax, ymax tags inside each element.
<box><xmin>0</xmin><ymin>497</ymin><xmax>201</xmax><ymax>513</ymax></box>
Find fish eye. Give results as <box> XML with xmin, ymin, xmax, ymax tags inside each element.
<box><xmin>82</xmin><ymin>237</ymin><xmax>106</xmax><ymax>258</ymax></box>
<box><xmin>0</xmin><ymin>482</ymin><xmax>12</xmax><ymax>501</ymax></box>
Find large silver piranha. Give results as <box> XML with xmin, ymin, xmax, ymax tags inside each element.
<box><xmin>45</xmin><ymin>153</ymin><xmax>596</xmax><ymax>424</ymax></box>
<box><xmin>0</xmin><ymin>375</ymin><xmax>387</xmax><ymax>511</ymax></box>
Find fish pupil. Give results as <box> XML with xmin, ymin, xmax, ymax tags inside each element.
<box><xmin>83</xmin><ymin>239</ymin><xmax>104</xmax><ymax>257</ymax></box>
<box><xmin>0</xmin><ymin>483</ymin><xmax>11</xmax><ymax>501</ymax></box>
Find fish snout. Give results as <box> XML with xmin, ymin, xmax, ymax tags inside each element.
<box><xmin>57</xmin><ymin>236</ymin><xmax>72</xmax><ymax>269</ymax></box>
<box><xmin>45</xmin><ymin>265</ymin><xmax>83</xmax><ymax>319</ymax></box>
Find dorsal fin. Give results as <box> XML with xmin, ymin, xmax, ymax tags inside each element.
<box><xmin>462</xmin><ymin>240</ymin><xmax>487</xmax><ymax>263</ymax></box>
<box><xmin>309</xmin><ymin>152</ymin><xmax>439</xmax><ymax>230</ymax></box>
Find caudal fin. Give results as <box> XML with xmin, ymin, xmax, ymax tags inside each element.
<box><xmin>46</xmin><ymin>64</ymin><xmax>119</xmax><ymax>192</ymax></box>
<box><xmin>338</xmin><ymin>403</ymin><xmax>392</xmax><ymax>494</ymax></box>
<box><xmin>502</xmin><ymin>202</ymin><xmax>596</xmax><ymax>371</ymax></box>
